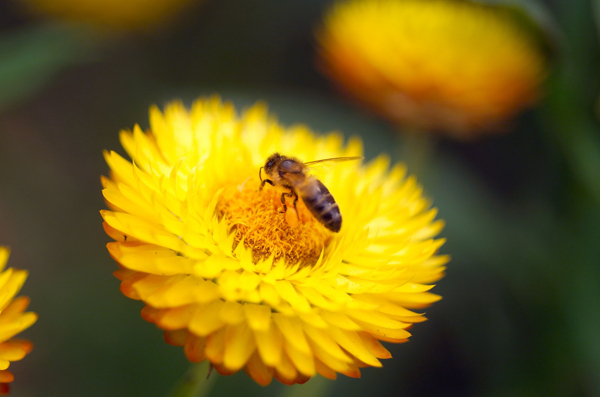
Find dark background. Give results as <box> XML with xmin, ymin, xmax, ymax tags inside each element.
<box><xmin>1</xmin><ymin>0</ymin><xmax>599</xmax><ymax>396</ymax></box>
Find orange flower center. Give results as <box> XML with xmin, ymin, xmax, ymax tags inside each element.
<box><xmin>216</xmin><ymin>181</ymin><xmax>332</xmax><ymax>266</ymax></box>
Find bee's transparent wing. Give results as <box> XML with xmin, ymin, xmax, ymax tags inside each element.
<box><xmin>304</xmin><ymin>156</ymin><xmax>363</xmax><ymax>176</ymax></box>
<box><xmin>304</xmin><ymin>156</ymin><xmax>364</xmax><ymax>166</ymax></box>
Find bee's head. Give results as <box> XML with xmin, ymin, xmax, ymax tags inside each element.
<box><xmin>264</xmin><ymin>153</ymin><xmax>283</xmax><ymax>174</ymax></box>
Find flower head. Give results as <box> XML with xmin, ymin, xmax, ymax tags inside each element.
<box><xmin>101</xmin><ymin>97</ymin><xmax>447</xmax><ymax>385</ymax></box>
<box><xmin>17</xmin><ymin>0</ymin><xmax>197</xmax><ymax>31</ymax></box>
<box><xmin>317</xmin><ymin>0</ymin><xmax>548</xmax><ymax>138</ymax></box>
<box><xmin>0</xmin><ymin>247</ymin><xmax>37</xmax><ymax>395</ymax></box>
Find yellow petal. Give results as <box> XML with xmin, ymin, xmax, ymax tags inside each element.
<box><xmin>244</xmin><ymin>351</ymin><xmax>274</xmax><ymax>386</ymax></box>
<box><xmin>189</xmin><ymin>300</ymin><xmax>226</xmax><ymax>337</ymax></box>
<box><xmin>328</xmin><ymin>327</ymin><xmax>381</xmax><ymax>367</ymax></box>
<box><xmin>0</xmin><ymin>342</ymin><xmax>28</xmax><ymax>362</ymax></box>
<box><xmin>0</xmin><ymin>296</ymin><xmax>30</xmax><ymax>319</ymax></box>
<box><xmin>0</xmin><ymin>369</ymin><xmax>14</xmax><ymax>383</ymax></box>
<box><xmin>238</xmin><ymin>270</ymin><xmax>261</xmax><ymax>291</ymax></box>
<box><xmin>145</xmin><ymin>276</ymin><xmax>202</xmax><ymax>308</ymax></box>
<box><xmin>315</xmin><ymin>358</ymin><xmax>337</xmax><ymax>380</ymax></box>
<box><xmin>358</xmin><ymin>332</ymin><xmax>392</xmax><ymax>359</ymax></box>
<box><xmin>295</xmin><ymin>285</ymin><xmax>341</xmax><ymax>311</ymax></box>
<box><xmin>274</xmin><ymin>281</ymin><xmax>311</xmax><ymax>313</ymax></box>
<box><xmin>223</xmin><ymin>323</ymin><xmax>256</xmax><ymax>371</ymax></box>
<box><xmin>320</xmin><ymin>311</ymin><xmax>362</xmax><ymax>331</ymax></box>
<box><xmin>184</xmin><ymin>333</ymin><xmax>207</xmax><ymax>362</ymax></box>
<box><xmin>0</xmin><ymin>312</ymin><xmax>38</xmax><ymax>342</ymax></box>
<box><xmin>0</xmin><ymin>248</ymin><xmax>8</xmax><ymax>272</ymax></box>
<box><xmin>308</xmin><ymin>339</ymin><xmax>351</xmax><ymax>374</ymax></box>
<box><xmin>298</xmin><ymin>312</ymin><xmax>328</xmax><ymax>329</ymax></box>
<box><xmin>220</xmin><ymin>301</ymin><xmax>245</xmax><ymax>325</ymax></box>
<box><xmin>272</xmin><ymin>314</ymin><xmax>311</xmax><ymax>355</ymax></box>
<box><xmin>193</xmin><ymin>280</ymin><xmax>220</xmax><ymax>304</ymax></box>
<box><xmin>353</xmin><ymin>320</ymin><xmax>411</xmax><ymax>341</ymax></box>
<box><xmin>273</xmin><ymin>351</ymin><xmax>298</xmax><ymax>384</ymax></box>
<box><xmin>243</xmin><ymin>303</ymin><xmax>271</xmax><ymax>331</ymax></box>
<box><xmin>205</xmin><ymin>327</ymin><xmax>226</xmax><ymax>364</ymax></box>
<box><xmin>259</xmin><ymin>282</ymin><xmax>281</xmax><ymax>307</ymax></box>
<box><xmin>164</xmin><ymin>329</ymin><xmax>187</xmax><ymax>346</ymax></box>
<box><xmin>284</xmin><ymin>343</ymin><xmax>316</xmax><ymax>377</ymax></box>
<box><xmin>303</xmin><ymin>324</ymin><xmax>352</xmax><ymax>364</ymax></box>
<box><xmin>254</xmin><ymin>325</ymin><xmax>283</xmax><ymax>367</ymax></box>
<box><xmin>346</xmin><ymin>309</ymin><xmax>408</xmax><ymax>330</ymax></box>
<box><xmin>156</xmin><ymin>305</ymin><xmax>195</xmax><ymax>330</ymax></box>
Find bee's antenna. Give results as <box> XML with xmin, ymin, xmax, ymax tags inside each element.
<box><xmin>258</xmin><ymin>167</ymin><xmax>264</xmax><ymax>182</ymax></box>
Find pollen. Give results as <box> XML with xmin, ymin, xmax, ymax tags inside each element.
<box><xmin>216</xmin><ymin>182</ymin><xmax>333</xmax><ymax>266</ymax></box>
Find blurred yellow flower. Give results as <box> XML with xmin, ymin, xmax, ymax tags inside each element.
<box><xmin>17</xmin><ymin>0</ymin><xmax>197</xmax><ymax>31</ymax></box>
<box><xmin>317</xmin><ymin>0</ymin><xmax>548</xmax><ymax>138</ymax></box>
<box><xmin>0</xmin><ymin>248</ymin><xmax>37</xmax><ymax>395</ymax></box>
<box><xmin>101</xmin><ymin>97</ymin><xmax>447</xmax><ymax>385</ymax></box>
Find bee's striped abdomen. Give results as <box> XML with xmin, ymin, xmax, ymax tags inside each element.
<box><xmin>298</xmin><ymin>178</ymin><xmax>342</xmax><ymax>232</ymax></box>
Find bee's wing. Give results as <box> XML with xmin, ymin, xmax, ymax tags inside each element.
<box><xmin>304</xmin><ymin>156</ymin><xmax>364</xmax><ymax>166</ymax></box>
<box><xmin>304</xmin><ymin>156</ymin><xmax>363</xmax><ymax>176</ymax></box>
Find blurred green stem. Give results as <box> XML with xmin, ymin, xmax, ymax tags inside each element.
<box><xmin>167</xmin><ymin>362</ymin><xmax>217</xmax><ymax>397</ymax></box>
<box><xmin>276</xmin><ymin>375</ymin><xmax>332</xmax><ymax>397</ymax></box>
<box><xmin>544</xmin><ymin>0</ymin><xmax>600</xmax><ymax>203</ymax></box>
<box><xmin>548</xmin><ymin>115</ymin><xmax>600</xmax><ymax>202</ymax></box>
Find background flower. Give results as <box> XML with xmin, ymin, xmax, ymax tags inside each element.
<box><xmin>101</xmin><ymin>98</ymin><xmax>447</xmax><ymax>385</ymax></box>
<box><xmin>0</xmin><ymin>248</ymin><xmax>37</xmax><ymax>395</ymax></box>
<box><xmin>317</xmin><ymin>0</ymin><xmax>549</xmax><ymax>138</ymax></box>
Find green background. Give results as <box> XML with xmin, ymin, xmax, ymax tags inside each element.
<box><xmin>1</xmin><ymin>0</ymin><xmax>599</xmax><ymax>396</ymax></box>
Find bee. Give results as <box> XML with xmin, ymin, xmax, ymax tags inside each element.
<box><xmin>259</xmin><ymin>153</ymin><xmax>362</xmax><ymax>232</ymax></box>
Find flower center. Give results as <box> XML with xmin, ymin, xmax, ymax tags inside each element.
<box><xmin>216</xmin><ymin>181</ymin><xmax>333</xmax><ymax>266</ymax></box>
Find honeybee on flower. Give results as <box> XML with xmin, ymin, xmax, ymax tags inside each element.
<box><xmin>101</xmin><ymin>97</ymin><xmax>447</xmax><ymax>385</ymax></box>
<box><xmin>259</xmin><ymin>153</ymin><xmax>363</xmax><ymax>232</ymax></box>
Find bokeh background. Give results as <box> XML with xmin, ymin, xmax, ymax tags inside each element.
<box><xmin>1</xmin><ymin>0</ymin><xmax>599</xmax><ymax>396</ymax></box>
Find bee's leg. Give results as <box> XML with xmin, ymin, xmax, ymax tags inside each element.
<box><xmin>280</xmin><ymin>190</ymin><xmax>294</xmax><ymax>213</ymax></box>
<box><xmin>291</xmin><ymin>191</ymin><xmax>299</xmax><ymax>212</ymax></box>
<box><xmin>260</xmin><ymin>179</ymin><xmax>274</xmax><ymax>190</ymax></box>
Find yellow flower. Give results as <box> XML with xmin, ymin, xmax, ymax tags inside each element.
<box><xmin>0</xmin><ymin>247</ymin><xmax>37</xmax><ymax>395</ymax></box>
<box><xmin>317</xmin><ymin>0</ymin><xmax>548</xmax><ymax>138</ymax></box>
<box><xmin>101</xmin><ymin>97</ymin><xmax>447</xmax><ymax>385</ymax></box>
<box><xmin>17</xmin><ymin>0</ymin><xmax>197</xmax><ymax>31</ymax></box>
